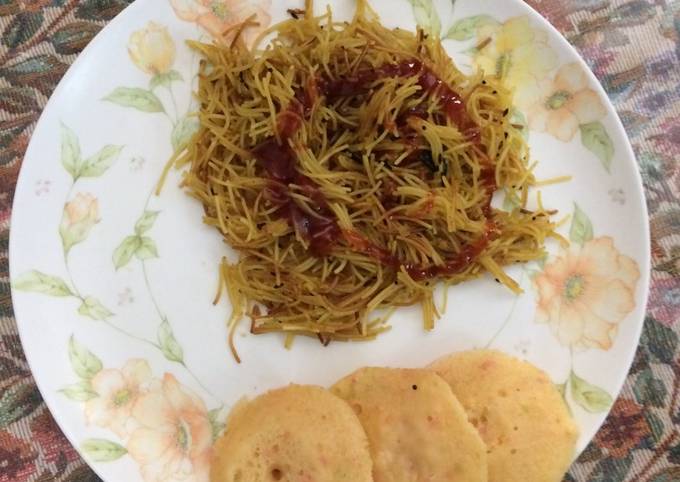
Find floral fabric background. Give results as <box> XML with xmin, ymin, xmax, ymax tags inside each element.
<box><xmin>0</xmin><ymin>0</ymin><xmax>678</xmax><ymax>481</ymax></box>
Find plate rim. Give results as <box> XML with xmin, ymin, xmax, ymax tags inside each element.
<box><xmin>8</xmin><ymin>0</ymin><xmax>652</xmax><ymax>479</ymax></box>
<box><xmin>8</xmin><ymin>0</ymin><xmax>157</xmax><ymax>478</ymax></box>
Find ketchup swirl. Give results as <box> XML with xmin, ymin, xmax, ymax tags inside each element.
<box><xmin>250</xmin><ymin>59</ymin><xmax>495</xmax><ymax>278</ymax></box>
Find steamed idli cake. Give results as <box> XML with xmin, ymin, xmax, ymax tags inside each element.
<box><xmin>332</xmin><ymin>367</ymin><xmax>487</xmax><ymax>482</ymax></box>
<box><xmin>210</xmin><ymin>385</ymin><xmax>373</xmax><ymax>482</ymax></box>
<box><xmin>429</xmin><ymin>350</ymin><xmax>578</xmax><ymax>482</ymax></box>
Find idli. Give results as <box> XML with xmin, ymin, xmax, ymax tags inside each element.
<box><xmin>429</xmin><ymin>350</ymin><xmax>578</xmax><ymax>482</ymax></box>
<box><xmin>210</xmin><ymin>384</ymin><xmax>373</xmax><ymax>482</ymax></box>
<box><xmin>332</xmin><ymin>367</ymin><xmax>487</xmax><ymax>482</ymax></box>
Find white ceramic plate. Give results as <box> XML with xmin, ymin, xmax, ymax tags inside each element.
<box><xmin>10</xmin><ymin>0</ymin><xmax>650</xmax><ymax>480</ymax></box>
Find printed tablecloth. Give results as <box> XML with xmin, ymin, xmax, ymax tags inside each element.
<box><xmin>1</xmin><ymin>1</ymin><xmax>679</xmax><ymax>481</ymax></box>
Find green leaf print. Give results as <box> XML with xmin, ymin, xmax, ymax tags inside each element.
<box><xmin>69</xmin><ymin>336</ymin><xmax>103</xmax><ymax>380</ymax></box>
<box><xmin>135</xmin><ymin>211</ymin><xmax>159</xmax><ymax>235</ymax></box>
<box><xmin>60</xmin><ymin>123</ymin><xmax>82</xmax><ymax>179</ymax></box>
<box><xmin>81</xmin><ymin>439</ymin><xmax>127</xmax><ymax>462</ymax></box>
<box><xmin>569</xmin><ymin>203</ymin><xmax>594</xmax><ymax>246</ymax></box>
<box><xmin>60</xmin><ymin>218</ymin><xmax>98</xmax><ymax>255</ymax></box>
<box><xmin>158</xmin><ymin>320</ymin><xmax>184</xmax><ymax>363</ymax></box>
<box><xmin>2</xmin><ymin>11</ymin><xmax>44</xmax><ymax>50</ymax></box>
<box><xmin>60</xmin><ymin>381</ymin><xmax>98</xmax><ymax>401</ymax></box>
<box><xmin>135</xmin><ymin>237</ymin><xmax>159</xmax><ymax>260</ymax></box>
<box><xmin>502</xmin><ymin>190</ymin><xmax>520</xmax><ymax>212</ymax></box>
<box><xmin>641</xmin><ymin>317</ymin><xmax>678</xmax><ymax>364</ymax></box>
<box><xmin>644</xmin><ymin>412</ymin><xmax>665</xmax><ymax>443</ymax></box>
<box><xmin>149</xmin><ymin>69</ymin><xmax>183</xmax><ymax>90</ymax></box>
<box><xmin>78</xmin><ymin>297</ymin><xmax>114</xmax><ymax>320</ymax></box>
<box><xmin>407</xmin><ymin>0</ymin><xmax>441</xmax><ymax>36</ymax></box>
<box><xmin>444</xmin><ymin>15</ymin><xmax>498</xmax><ymax>41</ymax></box>
<box><xmin>208</xmin><ymin>407</ymin><xmax>227</xmax><ymax>441</ymax></box>
<box><xmin>580</xmin><ymin>121</ymin><xmax>614</xmax><ymax>172</ymax></box>
<box><xmin>570</xmin><ymin>371</ymin><xmax>612</xmax><ymax>413</ymax></box>
<box><xmin>172</xmin><ymin>116</ymin><xmax>199</xmax><ymax>152</ymax></box>
<box><xmin>113</xmin><ymin>235</ymin><xmax>142</xmax><ymax>269</ymax></box>
<box><xmin>633</xmin><ymin>369</ymin><xmax>667</xmax><ymax>408</ymax></box>
<box><xmin>79</xmin><ymin>144</ymin><xmax>123</xmax><ymax>178</ymax></box>
<box><xmin>510</xmin><ymin>108</ymin><xmax>529</xmax><ymax>141</ymax></box>
<box><xmin>103</xmin><ymin>87</ymin><xmax>165</xmax><ymax>113</ymax></box>
<box><xmin>13</xmin><ymin>270</ymin><xmax>73</xmax><ymax>296</ymax></box>
<box><xmin>0</xmin><ymin>381</ymin><xmax>41</xmax><ymax>429</ymax></box>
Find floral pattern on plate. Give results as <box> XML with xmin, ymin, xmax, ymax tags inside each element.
<box><xmin>13</xmin><ymin>21</ymin><xmax>229</xmax><ymax>481</ymax></box>
<box><xmin>532</xmin><ymin>205</ymin><xmax>640</xmax><ymax>413</ymax></box>
<box><xmin>170</xmin><ymin>0</ymin><xmax>272</xmax><ymax>45</ymax></box>
<box><xmin>420</xmin><ymin>7</ymin><xmax>617</xmax><ymax>172</ymax></box>
<box><xmin>7</xmin><ymin>1</ymin><xmax>649</xmax><ymax>481</ymax></box>
<box><xmin>60</xmin><ymin>336</ymin><xmax>221</xmax><ymax>481</ymax></box>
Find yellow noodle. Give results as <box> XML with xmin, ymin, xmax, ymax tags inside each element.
<box><xmin>534</xmin><ymin>175</ymin><xmax>573</xmax><ymax>187</ymax></box>
<box><xmin>176</xmin><ymin>1</ymin><xmax>559</xmax><ymax>353</ymax></box>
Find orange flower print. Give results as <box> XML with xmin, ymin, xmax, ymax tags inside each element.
<box><xmin>169</xmin><ymin>0</ymin><xmax>272</xmax><ymax>45</ymax></box>
<box><xmin>533</xmin><ymin>237</ymin><xmax>640</xmax><ymax>350</ymax></box>
<box><xmin>85</xmin><ymin>359</ymin><xmax>152</xmax><ymax>438</ymax></box>
<box><xmin>527</xmin><ymin>62</ymin><xmax>607</xmax><ymax>142</ymax></box>
<box><xmin>127</xmin><ymin>374</ymin><xmax>212</xmax><ymax>482</ymax></box>
<box><xmin>59</xmin><ymin>192</ymin><xmax>100</xmax><ymax>253</ymax></box>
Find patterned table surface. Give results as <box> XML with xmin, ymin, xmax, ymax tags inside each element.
<box><xmin>1</xmin><ymin>1</ymin><xmax>679</xmax><ymax>481</ymax></box>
